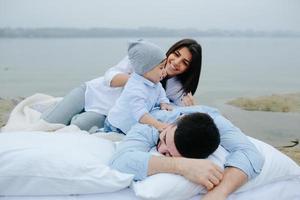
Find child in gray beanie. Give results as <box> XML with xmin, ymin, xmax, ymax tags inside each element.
<box><xmin>105</xmin><ymin>39</ymin><xmax>173</xmax><ymax>133</ymax></box>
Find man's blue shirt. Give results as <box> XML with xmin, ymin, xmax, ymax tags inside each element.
<box><xmin>110</xmin><ymin>105</ymin><xmax>264</xmax><ymax>181</ymax></box>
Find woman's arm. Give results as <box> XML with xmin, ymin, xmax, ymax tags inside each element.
<box><xmin>110</xmin><ymin>73</ymin><xmax>130</xmax><ymax>87</ymax></box>
<box><xmin>103</xmin><ymin>56</ymin><xmax>132</xmax><ymax>87</ymax></box>
<box><xmin>164</xmin><ymin>78</ymin><xmax>195</xmax><ymax>107</ymax></box>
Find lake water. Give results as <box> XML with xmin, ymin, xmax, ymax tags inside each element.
<box><xmin>0</xmin><ymin>37</ymin><xmax>300</xmax><ymax>145</ymax></box>
<box><xmin>1</xmin><ymin>37</ymin><xmax>299</xmax><ymax>104</ymax></box>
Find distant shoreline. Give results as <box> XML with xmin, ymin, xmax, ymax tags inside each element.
<box><xmin>1</xmin><ymin>27</ymin><xmax>300</xmax><ymax>38</ymax></box>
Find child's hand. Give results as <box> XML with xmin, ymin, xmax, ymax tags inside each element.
<box><xmin>160</xmin><ymin>103</ymin><xmax>173</xmax><ymax>111</ymax></box>
<box><xmin>155</xmin><ymin>122</ymin><xmax>170</xmax><ymax>132</ymax></box>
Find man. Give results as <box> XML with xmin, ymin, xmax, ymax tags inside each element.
<box><xmin>110</xmin><ymin>105</ymin><xmax>264</xmax><ymax>200</ymax></box>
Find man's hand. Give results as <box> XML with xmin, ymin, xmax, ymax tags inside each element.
<box><xmin>175</xmin><ymin>158</ymin><xmax>223</xmax><ymax>190</ymax></box>
<box><xmin>201</xmin><ymin>190</ymin><xmax>227</xmax><ymax>200</ymax></box>
<box><xmin>160</xmin><ymin>103</ymin><xmax>173</xmax><ymax>111</ymax></box>
<box><xmin>201</xmin><ymin>167</ymin><xmax>248</xmax><ymax>200</ymax></box>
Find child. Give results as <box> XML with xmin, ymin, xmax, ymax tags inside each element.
<box><xmin>105</xmin><ymin>40</ymin><xmax>172</xmax><ymax>133</ymax></box>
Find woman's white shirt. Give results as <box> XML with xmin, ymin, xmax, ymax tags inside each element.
<box><xmin>84</xmin><ymin>56</ymin><xmax>133</xmax><ymax>115</ymax></box>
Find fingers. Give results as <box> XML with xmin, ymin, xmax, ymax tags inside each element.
<box><xmin>202</xmin><ymin>173</ymin><xmax>222</xmax><ymax>190</ymax></box>
<box><xmin>180</xmin><ymin>159</ymin><xmax>223</xmax><ymax>191</ymax></box>
<box><xmin>209</xmin><ymin>165</ymin><xmax>223</xmax><ymax>182</ymax></box>
<box><xmin>182</xmin><ymin>92</ymin><xmax>195</xmax><ymax>106</ymax></box>
<box><xmin>161</xmin><ymin>106</ymin><xmax>169</xmax><ymax>111</ymax></box>
<box><xmin>158</xmin><ymin>123</ymin><xmax>169</xmax><ymax>132</ymax></box>
<box><xmin>160</xmin><ymin>104</ymin><xmax>173</xmax><ymax>111</ymax></box>
<box><xmin>214</xmin><ymin>167</ymin><xmax>223</xmax><ymax>180</ymax></box>
<box><xmin>203</xmin><ymin>180</ymin><xmax>215</xmax><ymax>191</ymax></box>
<box><xmin>166</xmin><ymin>105</ymin><xmax>173</xmax><ymax>111</ymax></box>
<box><xmin>203</xmin><ymin>165</ymin><xmax>223</xmax><ymax>190</ymax></box>
<box><xmin>160</xmin><ymin>106</ymin><xmax>167</xmax><ymax>111</ymax></box>
<box><xmin>187</xmin><ymin>92</ymin><xmax>195</xmax><ymax>105</ymax></box>
<box><xmin>209</xmin><ymin>174</ymin><xmax>221</xmax><ymax>186</ymax></box>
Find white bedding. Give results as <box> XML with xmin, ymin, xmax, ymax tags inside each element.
<box><xmin>1</xmin><ymin>94</ymin><xmax>300</xmax><ymax>199</ymax></box>
<box><xmin>0</xmin><ymin>177</ymin><xmax>299</xmax><ymax>200</ymax></box>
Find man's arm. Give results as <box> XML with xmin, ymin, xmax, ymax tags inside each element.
<box><xmin>168</xmin><ymin>106</ymin><xmax>264</xmax><ymax>196</ymax></box>
<box><xmin>213</xmin><ymin>113</ymin><xmax>264</xmax><ymax>180</ymax></box>
<box><xmin>201</xmin><ymin>167</ymin><xmax>247</xmax><ymax>200</ymax></box>
<box><xmin>200</xmin><ymin>107</ymin><xmax>264</xmax><ymax>198</ymax></box>
<box><xmin>110</xmin><ymin>124</ymin><xmax>223</xmax><ymax>189</ymax></box>
<box><xmin>148</xmin><ymin>156</ymin><xmax>223</xmax><ymax>190</ymax></box>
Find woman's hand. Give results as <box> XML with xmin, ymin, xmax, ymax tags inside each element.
<box><xmin>160</xmin><ymin>103</ymin><xmax>173</xmax><ymax>111</ymax></box>
<box><xmin>181</xmin><ymin>92</ymin><xmax>196</xmax><ymax>106</ymax></box>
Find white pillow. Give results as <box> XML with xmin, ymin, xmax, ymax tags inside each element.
<box><xmin>132</xmin><ymin>137</ymin><xmax>300</xmax><ymax>200</ymax></box>
<box><xmin>0</xmin><ymin>132</ymin><xmax>133</xmax><ymax>196</ymax></box>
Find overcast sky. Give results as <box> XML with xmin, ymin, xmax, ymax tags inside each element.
<box><xmin>0</xmin><ymin>0</ymin><xmax>299</xmax><ymax>31</ymax></box>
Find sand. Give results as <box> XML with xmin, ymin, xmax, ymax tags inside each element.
<box><xmin>226</xmin><ymin>92</ymin><xmax>300</xmax><ymax>164</ymax></box>
<box><xmin>228</xmin><ymin>93</ymin><xmax>300</xmax><ymax>113</ymax></box>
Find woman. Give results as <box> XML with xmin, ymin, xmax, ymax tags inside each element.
<box><xmin>41</xmin><ymin>39</ymin><xmax>202</xmax><ymax>132</ymax></box>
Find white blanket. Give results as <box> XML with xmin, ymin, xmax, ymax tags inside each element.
<box><xmin>0</xmin><ymin>178</ymin><xmax>299</xmax><ymax>200</ymax></box>
<box><xmin>1</xmin><ymin>93</ymin><xmax>300</xmax><ymax>200</ymax></box>
<box><xmin>1</xmin><ymin>93</ymin><xmax>69</xmax><ymax>132</ymax></box>
<box><xmin>1</xmin><ymin>93</ymin><xmax>123</xmax><ymax>141</ymax></box>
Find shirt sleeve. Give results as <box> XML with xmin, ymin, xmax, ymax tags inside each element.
<box><xmin>211</xmin><ymin>110</ymin><xmax>265</xmax><ymax>180</ymax></box>
<box><xmin>103</xmin><ymin>56</ymin><xmax>132</xmax><ymax>86</ymax></box>
<box><xmin>158</xmin><ymin>84</ymin><xmax>170</xmax><ymax>104</ymax></box>
<box><xmin>165</xmin><ymin>77</ymin><xmax>185</xmax><ymax>106</ymax></box>
<box><xmin>127</xmin><ymin>85</ymin><xmax>149</xmax><ymax>122</ymax></box>
<box><xmin>110</xmin><ymin>124</ymin><xmax>158</xmax><ymax>181</ymax></box>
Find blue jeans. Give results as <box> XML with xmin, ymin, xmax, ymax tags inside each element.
<box><xmin>103</xmin><ymin>118</ymin><xmax>124</xmax><ymax>134</ymax></box>
<box><xmin>41</xmin><ymin>84</ymin><xmax>106</xmax><ymax>132</ymax></box>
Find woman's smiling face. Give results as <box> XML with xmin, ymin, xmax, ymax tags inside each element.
<box><xmin>165</xmin><ymin>47</ymin><xmax>192</xmax><ymax>77</ymax></box>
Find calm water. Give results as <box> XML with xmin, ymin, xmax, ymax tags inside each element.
<box><xmin>0</xmin><ymin>37</ymin><xmax>300</xmax><ymax>105</ymax></box>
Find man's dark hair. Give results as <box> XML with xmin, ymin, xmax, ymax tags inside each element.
<box><xmin>174</xmin><ymin>112</ymin><xmax>220</xmax><ymax>159</ymax></box>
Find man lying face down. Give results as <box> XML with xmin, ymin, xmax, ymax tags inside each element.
<box><xmin>156</xmin><ymin>112</ymin><xmax>220</xmax><ymax>158</ymax></box>
<box><xmin>110</xmin><ymin>106</ymin><xmax>264</xmax><ymax>200</ymax></box>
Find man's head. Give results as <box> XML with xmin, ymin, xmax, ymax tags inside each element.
<box><xmin>157</xmin><ymin>112</ymin><xmax>220</xmax><ymax>158</ymax></box>
<box><xmin>128</xmin><ymin>39</ymin><xmax>167</xmax><ymax>82</ymax></box>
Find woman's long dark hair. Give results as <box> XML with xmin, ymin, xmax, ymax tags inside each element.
<box><xmin>161</xmin><ymin>39</ymin><xmax>202</xmax><ymax>95</ymax></box>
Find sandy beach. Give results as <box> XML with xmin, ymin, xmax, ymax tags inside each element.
<box><xmin>224</xmin><ymin>93</ymin><xmax>300</xmax><ymax>164</ymax></box>
<box><xmin>0</xmin><ymin>94</ymin><xmax>299</xmax><ymax>165</ymax></box>
<box><xmin>218</xmin><ymin>104</ymin><xmax>300</xmax><ymax>164</ymax></box>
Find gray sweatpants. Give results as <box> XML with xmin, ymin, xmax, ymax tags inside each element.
<box><xmin>41</xmin><ymin>84</ymin><xmax>106</xmax><ymax>132</ymax></box>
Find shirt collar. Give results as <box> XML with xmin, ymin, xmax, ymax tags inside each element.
<box><xmin>132</xmin><ymin>72</ymin><xmax>156</xmax><ymax>87</ymax></box>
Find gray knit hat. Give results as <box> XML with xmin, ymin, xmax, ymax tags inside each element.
<box><xmin>128</xmin><ymin>39</ymin><xmax>166</xmax><ymax>75</ymax></box>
